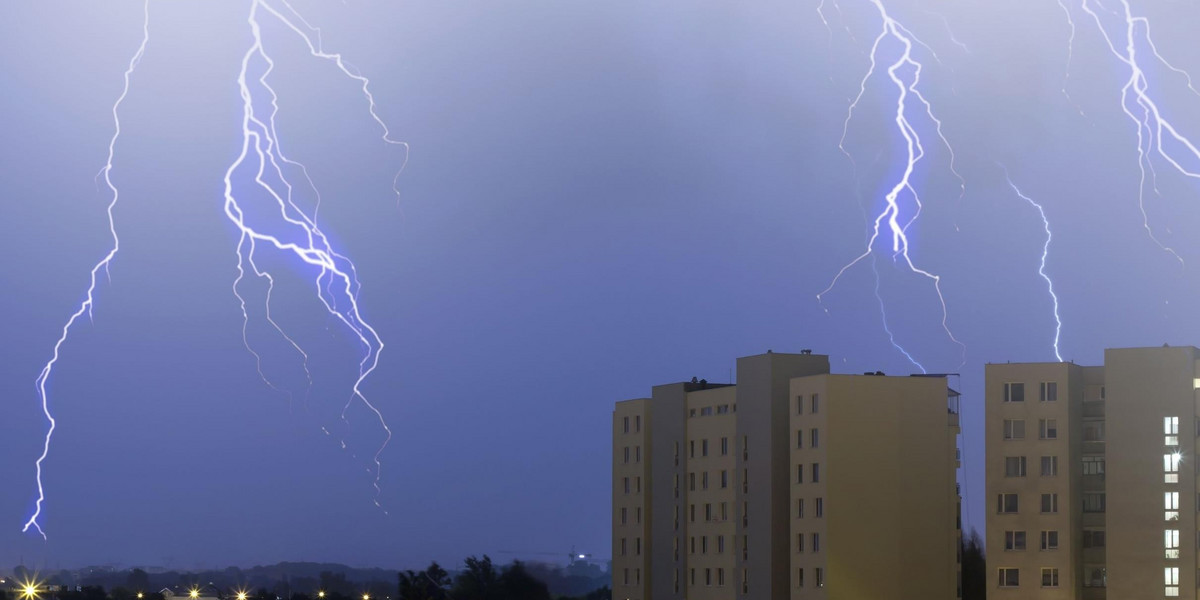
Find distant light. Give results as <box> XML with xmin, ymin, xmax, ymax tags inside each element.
<box><xmin>577</xmin><ymin>554</ymin><xmax>585</xmax><ymax>559</ymax></box>
<box><xmin>190</xmin><ymin>590</ymin><xmax>200</xmax><ymax>599</ymax></box>
<box><xmin>237</xmin><ymin>593</ymin><xmax>247</xmax><ymax>600</ymax></box>
<box><xmin>317</xmin><ymin>593</ymin><xmax>325</xmax><ymax>599</ymax></box>
<box><xmin>137</xmin><ymin>594</ymin><xmax>144</xmax><ymax>599</ymax></box>
<box><xmin>23</xmin><ymin>586</ymin><xmax>37</xmax><ymax>599</ymax></box>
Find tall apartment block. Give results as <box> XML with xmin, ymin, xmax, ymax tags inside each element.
<box><xmin>613</xmin><ymin>351</ymin><xmax>961</xmax><ymax>600</ymax></box>
<box><xmin>986</xmin><ymin>345</ymin><xmax>1200</xmax><ymax>599</ymax></box>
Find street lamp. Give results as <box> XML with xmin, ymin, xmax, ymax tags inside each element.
<box><xmin>22</xmin><ymin>586</ymin><xmax>37</xmax><ymax>600</ymax></box>
<box><xmin>316</xmin><ymin>593</ymin><xmax>324</xmax><ymax>600</ymax></box>
<box><xmin>189</xmin><ymin>589</ymin><xmax>200</xmax><ymax>599</ymax></box>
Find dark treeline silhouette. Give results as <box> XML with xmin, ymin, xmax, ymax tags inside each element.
<box><xmin>961</xmin><ymin>528</ymin><xmax>985</xmax><ymax>600</ymax></box>
<box><xmin>397</xmin><ymin>556</ymin><xmax>609</xmax><ymax>600</ymax></box>
<box><xmin>4</xmin><ymin>559</ymin><xmax>609</xmax><ymax>600</ymax></box>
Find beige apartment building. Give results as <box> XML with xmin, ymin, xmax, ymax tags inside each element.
<box><xmin>986</xmin><ymin>345</ymin><xmax>1200</xmax><ymax>599</ymax></box>
<box><xmin>614</xmin><ymin>351</ymin><xmax>961</xmax><ymax>600</ymax></box>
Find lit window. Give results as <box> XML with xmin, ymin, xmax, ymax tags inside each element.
<box><xmin>1166</xmin><ymin>567</ymin><xmax>1179</xmax><ymax>596</ymax></box>
<box><xmin>1166</xmin><ymin>416</ymin><xmax>1180</xmax><ymax>435</ymax></box>
<box><xmin>1004</xmin><ymin>383</ymin><xmax>1025</xmax><ymax>402</ymax></box>
<box><xmin>1165</xmin><ymin>452</ymin><xmax>1182</xmax><ymax>483</ymax></box>
<box><xmin>998</xmin><ymin>568</ymin><xmax>1019</xmax><ymax>587</ymax></box>
<box><xmin>1165</xmin><ymin>529</ymin><xmax>1180</xmax><ymax>559</ymax></box>
<box><xmin>1003</xmin><ymin>419</ymin><xmax>1026</xmax><ymax>440</ymax></box>
<box><xmin>1166</xmin><ymin>492</ymin><xmax>1180</xmax><ymax>522</ymax></box>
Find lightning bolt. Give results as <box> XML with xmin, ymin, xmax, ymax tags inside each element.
<box><xmin>227</xmin><ymin>0</ymin><xmax>402</xmax><ymax>507</ymax></box>
<box><xmin>817</xmin><ymin>0</ymin><xmax>965</xmax><ymax>372</ymax></box>
<box><xmin>23</xmin><ymin>0</ymin><xmax>151</xmax><ymax>539</ymax></box>
<box><xmin>1081</xmin><ymin>0</ymin><xmax>1200</xmax><ymax>264</ymax></box>
<box><xmin>1003</xmin><ymin>171</ymin><xmax>1064</xmax><ymax>363</ymax></box>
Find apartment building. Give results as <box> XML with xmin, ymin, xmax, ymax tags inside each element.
<box><xmin>614</xmin><ymin>351</ymin><xmax>961</xmax><ymax>600</ymax></box>
<box><xmin>986</xmin><ymin>345</ymin><xmax>1200</xmax><ymax>599</ymax></box>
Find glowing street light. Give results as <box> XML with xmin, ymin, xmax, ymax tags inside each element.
<box><xmin>22</xmin><ymin>585</ymin><xmax>38</xmax><ymax>600</ymax></box>
<box><xmin>317</xmin><ymin>593</ymin><xmax>325</xmax><ymax>599</ymax></box>
<box><xmin>237</xmin><ymin>592</ymin><xmax>248</xmax><ymax>600</ymax></box>
<box><xmin>189</xmin><ymin>589</ymin><xmax>200</xmax><ymax>599</ymax></box>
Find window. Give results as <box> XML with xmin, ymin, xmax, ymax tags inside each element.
<box><xmin>797</xmin><ymin>568</ymin><xmax>804</xmax><ymax>588</ymax></box>
<box><xmin>812</xmin><ymin>463</ymin><xmax>820</xmax><ymax>483</ymax></box>
<box><xmin>998</xmin><ymin>493</ymin><xmax>1019</xmax><ymax>513</ymax></box>
<box><xmin>721</xmin><ymin>502</ymin><xmax>728</xmax><ymax>521</ymax></box>
<box><xmin>1040</xmin><ymin>382</ymin><xmax>1057</xmax><ymax>402</ymax></box>
<box><xmin>1003</xmin><ymin>419</ymin><xmax>1026</xmax><ymax>440</ymax></box>
<box><xmin>717</xmin><ymin>535</ymin><xmax>725</xmax><ymax>553</ymax></box>
<box><xmin>636</xmin><ymin>446</ymin><xmax>641</xmax><ymax>462</ymax></box>
<box><xmin>998</xmin><ymin>568</ymin><xmax>1019</xmax><ymax>587</ymax></box>
<box><xmin>1082</xmin><ymin>456</ymin><xmax>1105</xmax><ymax>475</ymax></box>
<box><xmin>812</xmin><ymin>532</ymin><xmax>820</xmax><ymax>552</ymax></box>
<box><xmin>1166</xmin><ymin>567</ymin><xmax>1179</xmax><ymax>597</ymax></box>
<box><xmin>1040</xmin><ymin>530</ymin><xmax>1058</xmax><ymax>550</ymax></box>
<box><xmin>742</xmin><ymin>569</ymin><xmax>748</xmax><ymax>594</ymax></box>
<box><xmin>1082</xmin><ymin>530</ymin><xmax>1106</xmax><ymax>548</ymax></box>
<box><xmin>1005</xmin><ymin>530</ymin><xmax>1027</xmax><ymax>551</ymax></box>
<box><xmin>705</xmin><ymin>504</ymin><xmax>712</xmax><ymax>522</ymax></box>
<box><xmin>1166</xmin><ymin>416</ymin><xmax>1180</xmax><ymax>445</ymax></box>
<box><xmin>702</xmin><ymin>471</ymin><xmax>709</xmax><ymax>490</ymax></box>
<box><xmin>620</xmin><ymin>538</ymin><xmax>627</xmax><ymax>555</ymax></box>
<box><xmin>1040</xmin><ymin>456</ymin><xmax>1057</xmax><ymax>476</ymax></box>
<box><xmin>1082</xmin><ymin>492</ymin><xmax>1106</xmax><ymax>513</ymax></box>
<box><xmin>1166</xmin><ymin>491</ymin><xmax>1180</xmax><ymax>521</ymax></box>
<box><xmin>1084</xmin><ymin>421</ymin><xmax>1105</xmax><ymax>441</ymax></box>
<box><xmin>623</xmin><ymin>447</ymin><xmax>629</xmax><ymax>464</ymax></box>
<box><xmin>742</xmin><ymin>468</ymin><xmax>748</xmax><ymax>493</ymax></box>
<box><xmin>690</xmin><ymin>440</ymin><xmax>695</xmax><ymax>458</ymax></box>
<box><xmin>701</xmin><ymin>536</ymin><xmax>708</xmax><ymax>554</ymax></box>
<box><xmin>796</xmin><ymin>395</ymin><xmax>804</xmax><ymax>415</ymax></box>
<box><xmin>674</xmin><ymin>442</ymin><xmax>680</xmax><ymax>466</ymax></box>
<box><xmin>690</xmin><ymin>536</ymin><xmax>695</xmax><ymax>555</ymax></box>
<box><xmin>623</xmin><ymin>477</ymin><xmax>630</xmax><ymax>494</ymax></box>
<box><xmin>690</xmin><ymin>472</ymin><xmax>696</xmax><ymax>492</ymax></box>
<box><xmin>815</xmin><ymin>568</ymin><xmax>824</xmax><ymax>588</ymax></box>
<box><xmin>1165</xmin><ymin>529</ymin><xmax>1180</xmax><ymax>559</ymax></box>
<box><xmin>690</xmin><ymin>504</ymin><xmax>695</xmax><ymax>522</ymax></box>
<box><xmin>635</xmin><ymin>537</ymin><xmax>641</xmax><ymax>555</ymax></box>
<box><xmin>816</xmin><ymin>497</ymin><xmax>824</xmax><ymax>517</ymax></box>
<box><xmin>674</xmin><ymin>474</ymin><xmax>679</xmax><ymax>499</ymax></box>
<box><xmin>796</xmin><ymin>532</ymin><xmax>804</xmax><ymax>553</ymax></box>
<box><xmin>1041</xmin><ymin>493</ymin><xmax>1058</xmax><ymax>514</ymax></box>
<box><xmin>717</xmin><ymin>568</ymin><xmax>724</xmax><ymax>587</ymax></box>
<box><xmin>1165</xmin><ymin>452</ymin><xmax>1181</xmax><ymax>483</ymax></box>
<box><xmin>1004</xmin><ymin>382</ymin><xmax>1025</xmax><ymax>402</ymax></box>
<box><xmin>743</xmin><ymin>436</ymin><xmax>748</xmax><ymax>461</ymax></box>
<box><xmin>742</xmin><ymin>535</ymin><xmax>748</xmax><ymax>561</ymax></box>
<box><xmin>1041</xmin><ymin>568</ymin><xmax>1059</xmax><ymax>588</ymax></box>
<box><xmin>811</xmin><ymin>428</ymin><xmax>819</xmax><ymax>448</ymax></box>
<box><xmin>720</xmin><ymin>437</ymin><xmax>729</xmax><ymax>456</ymax></box>
<box><xmin>1039</xmin><ymin>418</ymin><xmax>1058</xmax><ymax>440</ymax></box>
<box><xmin>811</xmin><ymin>394</ymin><xmax>820</xmax><ymax>413</ymax></box>
<box><xmin>797</xmin><ymin>429</ymin><xmax>803</xmax><ymax>449</ymax></box>
<box><xmin>702</xmin><ymin>439</ymin><xmax>709</xmax><ymax>457</ymax></box>
<box><xmin>620</xmin><ymin>507</ymin><xmax>627</xmax><ymax>525</ymax></box>
<box><xmin>622</xmin><ymin>416</ymin><xmax>629</xmax><ymax>434</ymax></box>
<box><xmin>1005</xmin><ymin>456</ymin><xmax>1027</xmax><ymax>477</ymax></box>
<box><xmin>796</xmin><ymin>464</ymin><xmax>804</xmax><ymax>484</ymax></box>
<box><xmin>637</xmin><ymin>507</ymin><xmax>642</xmax><ymax>523</ymax></box>
<box><xmin>635</xmin><ymin>476</ymin><xmax>641</xmax><ymax>493</ymax></box>
<box><xmin>721</xmin><ymin>470</ymin><xmax>728</xmax><ymax>489</ymax></box>
<box><xmin>635</xmin><ymin>415</ymin><xmax>640</xmax><ymax>432</ymax></box>
<box><xmin>1085</xmin><ymin>566</ymin><xmax>1106</xmax><ymax>588</ymax></box>
<box><xmin>797</xmin><ymin>498</ymin><xmax>805</xmax><ymax>518</ymax></box>
<box><xmin>700</xmin><ymin>406</ymin><xmax>713</xmax><ymax>417</ymax></box>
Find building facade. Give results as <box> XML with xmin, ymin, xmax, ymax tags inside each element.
<box><xmin>986</xmin><ymin>345</ymin><xmax>1200</xmax><ymax>599</ymax></box>
<box><xmin>614</xmin><ymin>351</ymin><xmax>961</xmax><ymax>600</ymax></box>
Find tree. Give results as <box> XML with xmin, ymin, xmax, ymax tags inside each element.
<box><xmin>398</xmin><ymin>562</ymin><xmax>449</xmax><ymax>600</ymax></box>
<box><xmin>127</xmin><ymin>569</ymin><xmax>150</xmax><ymax>594</ymax></box>
<box><xmin>961</xmin><ymin>528</ymin><xmax>986</xmax><ymax>600</ymax></box>
<box><xmin>452</xmin><ymin>556</ymin><xmax>500</xmax><ymax>600</ymax></box>
<box><xmin>497</xmin><ymin>562</ymin><xmax>549</xmax><ymax>600</ymax></box>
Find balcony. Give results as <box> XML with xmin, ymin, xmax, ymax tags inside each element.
<box><xmin>1082</xmin><ymin>401</ymin><xmax>1105</xmax><ymax>419</ymax></box>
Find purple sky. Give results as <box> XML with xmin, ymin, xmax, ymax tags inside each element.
<box><xmin>4</xmin><ymin>0</ymin><xmax>1200</xmax><ymax>571</ymax></box>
